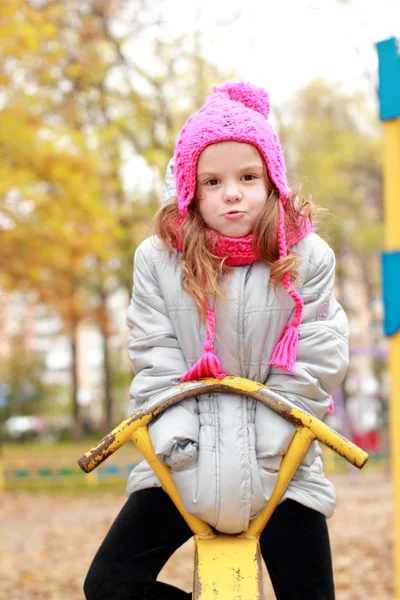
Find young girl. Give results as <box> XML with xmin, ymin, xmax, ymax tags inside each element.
<box><xmin>84</xmin><ymin>82</ymin><xmax>349</xmax><ymax>600</ymax></box>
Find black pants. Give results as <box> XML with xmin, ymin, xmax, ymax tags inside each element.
<box><xmin>84</xmin><ymin>488</ymin><xmax>335</xmax><ymax>600</ymax></box>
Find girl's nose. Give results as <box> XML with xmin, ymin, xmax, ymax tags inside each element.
<box><xmin>223</xmin><ymin>185</ymin><xmax>242</xmax><ymax>202</ymax></box>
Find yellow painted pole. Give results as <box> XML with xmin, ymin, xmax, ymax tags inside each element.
<box><xmin>383</xmin><ymin>119</ymin><xmax>400</xmax><ymax>598</ymax></box>
<box><xmin>132</xmin><ymin>426</ymin><xmax>214</xmax><ymax>539</ymax></box>
<box><xmin>244</xmin><ymin>427</ymin><xmax>315</xmax><ymax>539</ymax></box>
<box><xmin>383</xmin><ymin>120</ymin><xmax>400</xmax><ymax>248</ymax></box>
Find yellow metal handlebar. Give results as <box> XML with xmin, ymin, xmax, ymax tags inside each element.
<box><xmin>78</xmin><ymin>376</ymin><xmax>368</xmax><ymax>473</ymax></box>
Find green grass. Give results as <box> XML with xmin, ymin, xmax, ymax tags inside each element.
<box><xmin>1</xmin><ymin>440</ymin><xmax>140</xmax><ymax>493</ymax></box>
<box><xmin>3</xmin><ymin>439</ymin><xmax>140</xmax><ymax>459</ymax></box>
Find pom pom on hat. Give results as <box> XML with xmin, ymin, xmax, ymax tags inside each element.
<box><xmin>212</xmin><ymin>81</ymin><xmax>270</xmax><ymax>119</ymax></box>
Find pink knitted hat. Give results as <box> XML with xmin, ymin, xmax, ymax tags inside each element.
<box><xmin>175</xmin><ymin>81</ymin><xmax>290</xmax><ymax>214</ymax></box>
<box><xmin>173</xmin><ymin>81</ymin><xmax>313</xmax><ymax>381</ymax></box>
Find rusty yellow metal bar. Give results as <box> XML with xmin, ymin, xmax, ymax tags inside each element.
<box><xmin>78</xmin><ymin>412</ymin><xmax>155</xmax><ymax>473</ymax></box>
<box><xmin>192</xmin><ymin>426</ymin><xmax>317</xmax><ymax>599</ymax></box>
<box><xmin>289</xmin><ymin>407</ymin><xmax>367</xmax><ymax>468</ymax></box>
<box><xmin>132</xmin><ymin>426</ymin><xmax>214</xmax><ymax>539</ymax></box>
<box><xmin>244</xmin><ymin>427</ymin><xmax>316</xmax><ymax>539</ymax></box>
<box><xmin>193</xmin><ymin>535</ymin><xmax>264</xmax><ymax>600</ymax></box>
<box><xmin>78</xmin><ymin>377</ymin><xmax>368</xmax><ymax>473</ymax></box>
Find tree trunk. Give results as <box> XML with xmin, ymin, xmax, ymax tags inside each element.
<box><xmin>98</xmin><ymin>290</ymin><xmax>113</xmax><ymax>433</ymax></box>
<box><xmin>70</xmin><ymin>325</ymin><xmax>82</xmax><ymax>439</ymax></box>
<box><xmin>101</xmin><ymin>325</ymin><xmax>113</xmax><ymax>432</ymax></box>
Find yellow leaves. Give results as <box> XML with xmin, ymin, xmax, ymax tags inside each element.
<box><xmin>16</xmin><ymin>23</ymin><xmax>41</xmax><ymax>53</ymax></box>
<box><xmin>0</xmin><ymin>104</ymin><xmax>114</xmax><ymax>321</ymax></box>
<box><xmin>0</xmin><ymin>1</ymin><xmax>58</xmax><ymax>57</ymax></box>
<box><xmin>65</xmin><ymin>62</ymin><xmax>83</xmax><ymax>80</ymax></box>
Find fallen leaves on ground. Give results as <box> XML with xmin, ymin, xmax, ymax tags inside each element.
<box><xmin>0</xmin><ymin>472</ymin><xmax>392</xmax><ymax>599</ymax></box>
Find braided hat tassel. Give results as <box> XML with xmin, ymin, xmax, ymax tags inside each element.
<box><xmin>181</xmin><ymin>300</ymin><xmax>227</xmax><ymax>382</ymax></box>
<box><xmin>269</xmin><ymin>207</ymin><xmax>304</xmax><ymax>372</ymax></box>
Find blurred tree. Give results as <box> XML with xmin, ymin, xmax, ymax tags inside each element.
<box><xmin>279</xmin><ymin>79</ymin><xmax>383</xmax><ymax>310</ymax></box>
<box><xmin>0</xmin><ymin>0</ymin><xmax>232</xmax><ymax>434</ymax></box>
<box><xmin>0</xmin><ymin>332</ymin><xmax>47</xmax><ymax>421</ymax></box>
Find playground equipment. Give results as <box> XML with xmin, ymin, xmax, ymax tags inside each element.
<box><xmin>78</xmin><ymin>376</ymin><xmax>368</xmax><ymax>599</ymax></box>
<box><xmin>376</xmin><ymin>36</ymin><xmax>400</xmax><ymax>598</ymax></box>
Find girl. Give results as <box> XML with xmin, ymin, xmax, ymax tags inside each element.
<box><xmin>84</xmin><ymin>82</ymin><xmax>349</xmax><ymax>600</ymax></box>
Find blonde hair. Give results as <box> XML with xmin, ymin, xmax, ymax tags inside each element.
<box><xmin>153</xmin><ymin>186</ymin><xmax>316</xmax><ymax>321</ymax></box>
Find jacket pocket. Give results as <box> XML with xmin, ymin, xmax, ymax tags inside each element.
<box><xmin>255</xmin><ymin>403</ymin><xmax>296</xmax><ymax>457</ymax></box>
<box><xmin>258</xmin><ymin>467</ymin><xmax>279</xmax><ymax>502</ymax></box>
<box><xmin>167</xmin><ymin>440</ymin><xmax>198</xmax><ymax>472</ymax></box>
<box><xmin>170</xmin><ymin>465</ymin><xmax>201</xmax><ymax>520</ymax></box>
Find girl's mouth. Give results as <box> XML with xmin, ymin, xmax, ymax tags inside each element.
<box><xmin>224</xmin><ymin>211</ymin><xmax>245</xmax><ymax>220</ymax></box>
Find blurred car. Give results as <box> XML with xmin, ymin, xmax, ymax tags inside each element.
<box><xmin>3</xmin><ymin>415</ymin><xmax>45</xmax><ymax>440</ymax></box>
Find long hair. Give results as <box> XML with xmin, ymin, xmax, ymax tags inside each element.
<box><xmin>153</xmin><ymin>187</ymin><xmax>317</xmax><ymax>321</ymax></box>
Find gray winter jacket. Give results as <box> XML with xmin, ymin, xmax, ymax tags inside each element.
<box><xmin>126</xmin><ymin>233</ymin><xmax>349</xmax><ymax>534</ymax></box>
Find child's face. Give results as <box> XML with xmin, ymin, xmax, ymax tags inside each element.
<box><xmin>196</xmin><ymin>141</ymin><xmax>269</xmax><ymax>237</ymax></box>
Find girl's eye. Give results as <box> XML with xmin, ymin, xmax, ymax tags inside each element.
<box><xmin>205</xmin><ymin>178</ymin><xmax>220</xmax><ymax>186</ymax></box>
<box><xmin>242</xmin><ymin>174</ymin><xmax>257</xmax><ymax>181</ymax></box>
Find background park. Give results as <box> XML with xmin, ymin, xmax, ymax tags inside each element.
<box><xmin>1</xmin><ymin>0</ymin><xmax>399</xmax><ymax>598</ymax></box>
